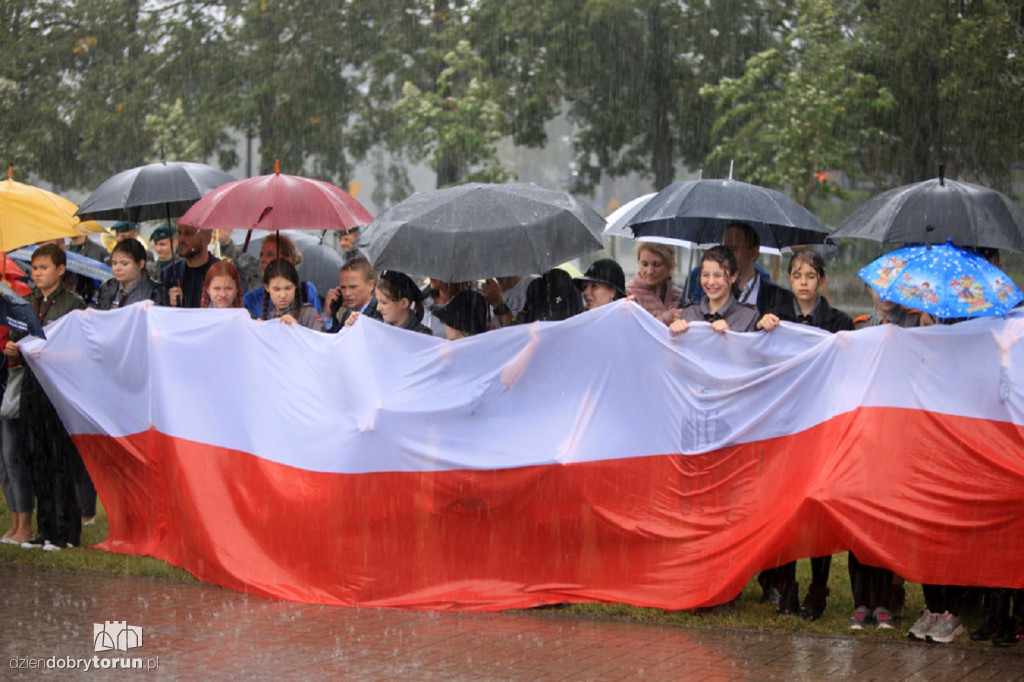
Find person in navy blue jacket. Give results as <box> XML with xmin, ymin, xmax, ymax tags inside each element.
<box><xmin>756</xmin><ymin>248</ymin><xmax>855</xmax><ymax>622</ymax></box>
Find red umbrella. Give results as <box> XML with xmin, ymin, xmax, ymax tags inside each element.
<box><xmin>2</xmin><ymin>255</ymin><xmax>27</xmax><ymax>281</ymax></box>
<box><xmin>177</xmin><ymin>160</ymin><xmax>372</xmax><ymax>234</ymax></box>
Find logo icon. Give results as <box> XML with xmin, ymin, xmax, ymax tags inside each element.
<box><xmin>94</xmin><ymin>621</ymin><xmax>143</xmax><ymax>652</ymax></box>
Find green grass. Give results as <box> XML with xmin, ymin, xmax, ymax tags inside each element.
<box><xmin>538</xmin><ymin>564</ymin><xmax>925</xmax><ymax>640</ymax></box>
<box><xmin>0</xmin><ymin>498</ymin><xmax>985</xmax><ymax>642</ymax></box>
<box><xmin>0</xmin><ymin>499</ymin><xmax>195</xmax><ymax>583</ymax></box>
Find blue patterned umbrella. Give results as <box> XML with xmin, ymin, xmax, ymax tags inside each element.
<box><xmin>857</xmin><ymin>240</ymin><xmax>1023</xmax><ymax>318</ymax></box>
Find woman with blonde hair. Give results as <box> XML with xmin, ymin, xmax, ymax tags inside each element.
<box><xmin>625</xmin><ymin>242</ymin><xmax>682</xmax><ymax>325</ymax></box>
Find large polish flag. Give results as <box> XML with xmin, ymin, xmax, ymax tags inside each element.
<box><xmin>19</xmin><ymin>302</ymin><xmax>1024</xmax><ymax>610</ymax></box>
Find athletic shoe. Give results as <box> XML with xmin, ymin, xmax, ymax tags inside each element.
<box><xmin>908</xmin><ymin>609</ymin><xmax>938</xmax><ymax>641</ymax></box>
<box><xmin>20</xmin><ymin>537</ymin><xmax>46</xmax><ymax>550</ymax></box>
<box><xmin>993</xmin><ymin>616</ymin><xmax>1024</xmax><ymax>647</ymax></box>
<box><xmin>926</xmin><ymin>612</ymin><xmax>964</xmax><ymax>644</ymax></box>
<box><xmin>873</xmin><ymin>606</ymin><xmax>896</xmax><ymax>630</ymax></box>
<box><xmin>849</xmin><ymin>606</ymin><xmax>872</xmax><ymax>630</ymax></box>
<box><xmin>41</xmin><ymin>541</ymin><xmax>62</xmax><ymax>552</ymax></box>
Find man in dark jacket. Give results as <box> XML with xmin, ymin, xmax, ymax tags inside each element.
<box><xmin>160</xmin><ymin>225</ymin><xmax>223</xmax><ymax>308</ymax></box>
<box><xmin>721</xmin><ymin>221</ymin><xmax>794</xmax><ymax>314</ymax></box>
<box><xmin>324</xmin><ymin>256</ymin><xmax>378</xmax><ymax>332</ymax></box>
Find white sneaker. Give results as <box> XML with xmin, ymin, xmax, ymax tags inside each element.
<box><xmin>926</xmin><ymin>611</ymin><xmax>964</xmax><ymax>644</ymax></box>
<box><xmin>41</xmin><ymin>541</ymin><xmax>62</xmax><ymax>552</ymax></box>
<box><xmin>908</xmin><ymin>609</ymin><xmax>938</xmax><ymax>641</ymax></box>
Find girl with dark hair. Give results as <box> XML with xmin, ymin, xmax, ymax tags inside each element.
<box><xmin>201</xmin><ymin>261</ymin><xmax>244</xmax><ymax>309</ymax></box>
<box><xmin>262</xmin><ymin>259</ymin><xmax>323</xmax><ymax>331</ymax></box>
<box><xmin>755</xmin><ymin>248</ymin><xmax>855</xmax><ymax>623</ymax></box>
<box><xmin>669</xmin><ymin>245</ymin><xmax>758</xmax><ymax>335</ymax></box>
<box><xmin>757</xmin><ymin>249</ymin><xmax>853</xmax><ymax>333</ymax></box>
<box><xmin>244</xmin><ymin>233</ymin><xmax>322</xmax><ymax>319</ymax></box>
<box><xmin>374</xmin><ymin>271</ymin><xmax>432</xmax><ymax>335</ymax></box>
<box><xmin>95</xmin><ymin>238</ymin><xmax>169</xmax><ymax>310</ymax></box>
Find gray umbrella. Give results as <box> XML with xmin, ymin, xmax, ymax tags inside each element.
<box><xmin>830</xmin><ymin>173</ymin><xmax>1024</xmax><ymax>253</ymax></box>
<box><xmin>76</xmin><ymin>161</ymin><xmax>236</xmax><ymax>223</ymax></box>
<box><xmin>627</xmin><ymin>179</ymin><xmax>830</xmax><ymax>249</ymax></box>
<box><xmin>8</xmin><ymin>247</ymin><xmax>113</xmax><ymax>283</ymax></box>
<box><xmin>355</xmin><ymin>182</ymin><xmax>605</xmax><ymax>281</ymax></box>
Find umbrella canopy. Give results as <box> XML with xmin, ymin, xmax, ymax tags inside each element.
<box><xmin>604</xmin><ymin>193</ymin><xmax>658</xmax><ymax>239</ymax></box>
<box><xmin>1</xmin><ymin>255</ymin><xmax>26</xmax><ymax>281</ymax></box>
<box><xmin>831</xmin><ymin>174</ymin><xmax>1024</xmax><ymax>253</ymax></box>
<box><xmin>178</xmin><ymin>166</ymin><xmax>372</xmax><ymax>233</ymax></box>
<box><xmin>0</xmin><ymin>281</ymin><xmax>45</xmax><ymax>339</ymax></box>
<box><xmin>9</xmin><ymin>247</ymin><xmax>113</xmax><ymax>283</ymax></box>
<box><xmin>605</xmin><ymin>192</ymin><xmax>789</xmax><ymax>256</ymax></box>
<box><xmin>626</xmin><ymin>179</ymin><xmax>829</xmax><ymax>249</ymax></box>
<box><xmin>75</xmin><ymin>160</ymin><xmax>236</xmax><ymax>222</ymax></box>
<box><xmin>356</xmin><ymin>182</ymin><xmax>606</xmax><ymax>281</ymax></box>
<box><xmin>857</xmin><ymin>240</ymin><xmax>1022</xmax><ymax>318</ymax></box>
<box><xmin>0</xmin><ymin>169</ymin><xmax>104</xmax><ymax>252</ymax></box>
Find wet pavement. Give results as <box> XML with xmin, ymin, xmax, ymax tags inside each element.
<box><xmin>1</xmin><ymin>564</ymin><xmax>1022</xmax><ymax>680</ymax></box>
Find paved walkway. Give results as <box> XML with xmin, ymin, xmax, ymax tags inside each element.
<box><xmin>1</xmin><ymin>564</ymin><xmax>1021</xmax><ymax>680</ymax></box>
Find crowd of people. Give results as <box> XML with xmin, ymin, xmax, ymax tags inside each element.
<box><xmin>0</xmin><ymin>219</ymin><xmax>1021</xmax><ymax>647</ymax></box>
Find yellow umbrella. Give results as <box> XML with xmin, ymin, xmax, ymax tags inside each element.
<box><xmin>0</xmin><ymin>166</ymin><xmax>104</xmax><ymax>253</ymax></box>
<box><xmin>555</xmin><ymin>261</ymin><xmax>584</xmax><ymax>279</ymax></box>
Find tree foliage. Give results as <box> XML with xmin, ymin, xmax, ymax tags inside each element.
<box><xmin>556</xmin><ymin>0</ymin><xmax>779</xmax><ymax>193</ymax></box>
<box><xmin>855</xmin><ymin>0</ymin><xmax>1024</xmax><ymax>190</ymax></box>
<box><xmin>394</xmin><ymin>40</ymin><xmax>513</xmax><ymax>187</ymax></box>
<box><xmin>0</xmin><ymin>0</ymin><xmax>1021</xmax><ymax>204</ymax></box>
<box><xmin>701</xmin><ymin>0</ymin><xmax>895</xmax><ymax>206</ymax></box>
<box><xmin>222</xmin><ymin>0</ymin><xmax>363</xmax><ymax>180</ymax></box>
<box><xmin>1</xmin><ymin>0</ymin><xmax>91</xmax><ymax>186</ymax></box>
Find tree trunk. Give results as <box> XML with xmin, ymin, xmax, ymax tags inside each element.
<box><xmin>433</xmin><ymin>0</ymin><xmax>461</xmax><ymax>188</ymax></box>
<box><xmin>257</xmin><ymin>11</ymin><xmax>278</xmax><ymax>175</ymax></box>
<box><xmin>649</xmin><ymin>3</ymin><xmax>674</xmax><ymax>190</ymax></box>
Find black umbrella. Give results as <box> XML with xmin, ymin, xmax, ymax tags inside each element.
<box><xmin>354</xmin><ymin>182</ymin><xmax>605</xmax><ymax>281</ymax></box>
<box><xmin>0</xmin><ymin>282</ymin><xmax>45</xmax><ymax>339</ymax></box>
<box><xmin>75</xmin><ymin>160</ymin><xmax>236</xmax><ymax>222</ymax></box>
<box><xmin>627</xmin><ymin>179</ymin><xmax>830</xmax><ymax>249</ymax></box>
<box><xmin>830</xmin><ymin>171</ymin><xmax>1024</xmax><ymax>253</ymax></box>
